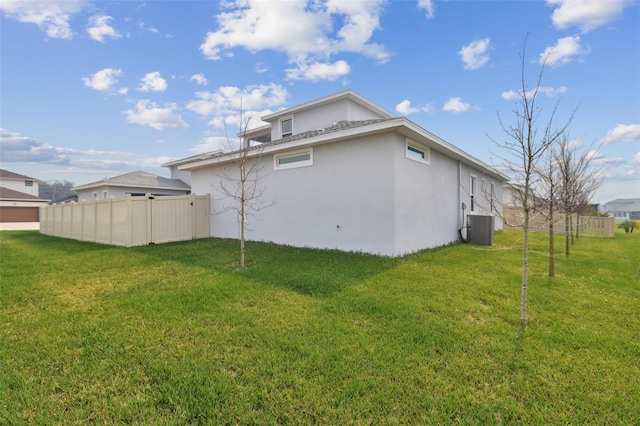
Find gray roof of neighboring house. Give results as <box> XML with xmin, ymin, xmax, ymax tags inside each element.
<box><xmin>73</xmin><ymin>171</ymin><xmax>190</xmax><ymax>191</ymax></box>
<box><xmin>603</xmin><ymin>198</ymin><xmax>640</xmax><ymax>211</ymax></box>
<box><xmin>0</xmin><ymin>169</ymin><xmax>40</xmax><ymax>182</ymax></box>
<box><xmin>0</xmin><ymin>186</ymin><xmax>49</xmax><ymax>201</ymax></box>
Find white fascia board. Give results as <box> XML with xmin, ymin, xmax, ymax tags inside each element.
<box><xmin>261</xmin><ymin>90</ymin><xmax>395</xmax><ymax>122</ymax></box>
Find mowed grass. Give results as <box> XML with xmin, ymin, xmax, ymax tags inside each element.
<box><xmin>1</xmin><ymin>229</ymin><xmax>638</xmax><ymax>424</ymax></box>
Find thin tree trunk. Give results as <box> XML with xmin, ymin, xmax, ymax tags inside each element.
<box><xmin>521</xmin><ymin>209</ymin><xmax>529</xmax><ymax>326</ymax></box>
<box><xmin>549</xmin><ymin>207</ymin><xmax>555</xmax><ymax>278</ymax></box>
<box><xmin>565</xmin><ymin>212</ymin><xmax>570</xmax><ymax>256</ymax></box>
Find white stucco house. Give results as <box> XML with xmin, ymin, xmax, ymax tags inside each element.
<box><xmin>73</xmin><ymin>171</ymin><xmax>191</xmax><ymax>202</ymax></box>
<box><xmin>599</xmin><ymin>198</ymin><xmax>640</xmax><ymax>220</ymax></box>
<box><xmin>165</xmin><ymin>90</ymin><xmax>508</xmax><ymax>256</ymax></box>
<box><xmin>0</xmin><ymin>169</ymin><xmax>50</xmax><ymax>222</ymax></box>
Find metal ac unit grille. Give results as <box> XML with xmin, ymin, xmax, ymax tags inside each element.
<box><xmin>468</xmin><ymin>215</ymin><xmax>495</xmax><ymax>246</ymax></box>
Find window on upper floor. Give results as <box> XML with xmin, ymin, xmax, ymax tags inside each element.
<box><xmin>405</xmin><ymin>138</ymin><xmax>430</xmax><ymax>165</ymax></box>
<box><xmin>281</xmin><ymin>117</ymin><xmax>293</xmax><ymax>138</ymax></box>
<box><xmin>25</xmin><ymin>180</ymin><xmax>33</xmax><ymax>186</ymax></box>
<box><xmin>274</xmin><ymin>148</ymin><xmax>313</xmax><ymax>170</ymax></box>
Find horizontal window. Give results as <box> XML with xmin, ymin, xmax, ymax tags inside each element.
<box><xmin>405</xmin><ymin>138</ymin><xmax>430</xmax><ymax>164</ymax></box>
<box><xmin>274</xmin><ymin>148</ymin><xmax>313</xmax><ymax>170</ymax></box>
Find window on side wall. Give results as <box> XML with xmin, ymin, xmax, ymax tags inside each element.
<box><xmin>405</xmin><ymin>138</ymin><xmax>430</xmax><ymax>164</ymax></box>
<box><xmin>470</xmin><ymin>176</ymin><xmax>476</xmax><ymax>212</ymax></box>
<box><xmin>274</xmin><ymin>148</ymin><xmax>313</xmax><ymax>170</ymax></box>
<box><xmin>490</xmin><ymin>182</ymin><xmax>495</xmax><ymax>212</ymax></box>
<box><xmin>25</xmin><ymin>180</ymin><xmax>33</xmax><ymax>187</ymax></box>
<box><xmin>103</xmin><ymin>191</ymin><xmax>108</xmax><ymax>199</ymax></box>
<box><xmin>281</xmin><ymin>117</ymin><xmax>293</xmax><ymax>138</ymax></box>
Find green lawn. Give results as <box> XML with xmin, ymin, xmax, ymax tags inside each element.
<box><xmin>1</xmin><ymin>229</ymin><xmax>638</xmax><ymax>424</ymax></box>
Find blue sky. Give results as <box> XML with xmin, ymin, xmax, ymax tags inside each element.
<box><xmin>1</xmin><ymin>0</ymin><xmax>638</xmax><ymax>203</ymax></box>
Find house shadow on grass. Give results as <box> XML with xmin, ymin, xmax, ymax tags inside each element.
<box><xmin>135</xmin><ymin>237</ymin><xmax>403</xmax><ymax>298</ymax></box>
<box><xmin>0</xmin><ymin>230</ymin><xmax>120</xmax><ymax>255</ymax></box>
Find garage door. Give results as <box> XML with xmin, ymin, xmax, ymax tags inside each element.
<box><xmin>0</xmin><ymin>207</ymin><xmax>40</xmax><ymax>222</ymax></box>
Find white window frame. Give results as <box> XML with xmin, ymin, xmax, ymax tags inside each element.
<box><xmin>470</xmin><ymin>175</ymin><xmax>477</xmax><ymax>212</ymax></box>
<box><xmin>93</xmin><ymin>192</ymin><xmax>98</xmax><ymax>200</ymax></box>
<box><xmin>280</xmin><ymin>117</ymin><xmax>293</xmax><ymax>138</ymax></box>
<box><xmin>274</xmin><ymin>148</ymin><xmax>313</xmax><ymax>170</ymax></box>
<box><xmin>490</xmin><ymin>182</ymin><xmax>495</xmax><ymax>212</ymax></box>
<box><xmin>405</xmin><ymin>138</ymin><xmax>430</xmax><ymax>165</ymax></box>
<box><xmin>103</xmin><ymin>191</ymin><xmax>108</xmax><ymax>199</ymax></box>
<box><xmin>25</xmin><ymin>180</ymin><xmax>33</xmax><ymax>187</ymax></box>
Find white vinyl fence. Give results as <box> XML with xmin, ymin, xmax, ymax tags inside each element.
<box><xmin>40</xmin><ymin>194</ymin><xmax>210</xmax><ymax>247</ymax></box>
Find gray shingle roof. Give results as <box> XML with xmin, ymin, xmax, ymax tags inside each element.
<box><xmin>187</xmin><ymin>119</ymin><xmax>392</xmax><ymax>164</ymax></box>
<box><xmin>0</xmin><ymin>186</ymin><xmax>48</xmax><ymax>201</ymax></box>
<box><xmin>74</xmin><ymin>171</ymin><xmax>190</xmax><ymax>191</ymax></box>
<box><xmin>0</xmin><ymin>169</ymin><xmax>39</xmax><ymax>181</ymax></box>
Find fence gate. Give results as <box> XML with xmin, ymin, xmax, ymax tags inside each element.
<box><xmin>40</xmin><ymin>193</ymin><xmax>210</xmax><ymax>247</ymax></box>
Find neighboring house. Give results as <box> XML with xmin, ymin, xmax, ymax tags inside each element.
<box><xmin>600</xmin><ymin>198</ymin><xmax>640</xmax><ymax>220</ymax></box>
<box><xmin>73</xmin><ymin>171</ymin><xmax>191</xmax><ymax>202</ymax></box>
<box><xmin>0</xmin><ymin>169</ymin><xmax>49</xmax><ymax>222</ymax></box>
<box><xmin>166</xmin><ymin>90</ymin><xmax>508</xmax><ymax>256</ymax></box>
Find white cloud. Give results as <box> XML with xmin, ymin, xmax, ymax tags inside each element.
<box><xmin>189</xmin><ymin>135</ymin><xmax>232</xmax><ymax>154</ymax></box>
<box><xmin>82</xmin><ymin>68</ymin><xmax>123</xmax><ymax>92</ymax></box>
<box><xmin>199</xmin><ymin>0</ymin><xmax>388</xmax><ymax>80</ymax></box>
<box><xmin>600</xmin><ymin>124</ymin><xmax>640</xmax><ymax>145</ymax></box>
<box><xmin>501</xmin><ymin>86</ymin><xmax>568</xmax><ymax>100</ymax></box>
<box><xmin>632</xmin><ymin>152</ymin><xmax>640</xmax><ymax>164</ymax></box>
<box><xmin>190</xmin><ymin>73</ymin><xmax>208</xmax><ymax>86</ymax></box>
<box><xmin>285</xmin><ymin>60</ymin><xmax>350</xmax><ymax>81</ymax></box>
<box><xmin>125</xmin><ymin>100</ymin><xmax>188</xmax><ymax>130</ymax></box>
<box><xmin>136</xmin><ymin>20</ymin><xmax>173</xmax><ymax>38</ymax></box>
<box><xmin>0</xmin><ymin>127</ymin><xmax>130</xmax><ymax>165</ymax></box>
<box><xmin>458</xmin><ymin>38</ymin><xmax>490</xmax><ymax>70</ymax></box>
<box><xmin>0</xmin><ymin>0</ymin><xmax>86</xmax><ymax>39</ymax></box>
<box><xmin>540</xmin><ymin>36</ymin><xmax>590</xmax><ymax>67</ymax></box>
<box><xmin>186</xmin><ymin>83</ymin><xmax>289</xmax><ymax>117</ymax></box>
<box><xmin>547</xmin><ymin>0</ymin><xmax>633</xmax><ymax>33</ymax></box>
<box><xmin>255</xmin><ymin>62</ymin><xmax>269</xmax><ymax>73</ymax></box>
<box><xmin>418</xmin><ymin>0</ymin><xmax>435</xmax><ymax>19</ymax></box>
<box><xmin>87</xmin><ymin>14</ymin><xmax>120</xmax><ymax>43</ymax></box>
<box><xmin>395</xmin><ymin>100</ymin><xmax>434</xmax><ymax>115</ymax></box>
<box><xmin>443</xmin><ymin>97</ymin><xmax>471</xmax><ymax>113</ymax></box>
<box><xmin>138</xmin><ymin>72</ymin><xmax>167</xmax><ymax>92</ymax></box>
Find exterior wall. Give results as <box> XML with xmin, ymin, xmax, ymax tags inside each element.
<box><xmin>457</xmin><ymin>163</ymin><xmax>504</xmax><ymax>231</ymax></box>
<box><xmin>267</xmin><ymin>98</ymin><xmax>386</xmax><ymax>140</ymax></box>
<box><xmin>167</xmin><ymin>167</ymin><xmax>192</xmax><ymax>186</ymax></box>
<box><xmin>191</xmin><ymin>134</ymin><xmax>398</xmax><ymax>255</ymax></box>
<box><xmin>393</xmin><ymin>137</ymin><xmax>462</xmax><ymax>254</ymax></box>
<box><xmin>0</xmin><ymin>178</ymin><xmax>39</xmax><ymax>197</ymax></box>
<box><xmin>190</xmin><ymin>131</ymin><xmax>505</xmax><ymax>256</ymax></box>
<box><xmin>75</xmin><ymin>185</ymin><xmax>190</xmax><ymax>202</ymax></box>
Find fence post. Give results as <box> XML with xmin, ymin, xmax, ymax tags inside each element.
<box><xmin>146</xmin><ymin>194</ymin><xmax>153</xmax><ymax>245</ymax></box>
<box><xmin>191</xmin><ymin>193</ymin><xmax>196</xmax><ymax>239</ymax></box>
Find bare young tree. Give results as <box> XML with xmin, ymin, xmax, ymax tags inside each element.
<box><xmin>491</xmin><ymin>39</ymin><xmax>572</xmax><ymax>326</ymax></box>
<box><xmin>554</xmin><ymin>136</ymin><xmax>603</xmax><ymax>256</ymax></box>
<box><xmin>216</xmin><ymin>110</ymin><xmax>274</xmax><ymax>268</ymax></box>
<box><xmin>536</xmin><ymin>147</ymin><xmax>561</xmax><ymax>278</ymax></box>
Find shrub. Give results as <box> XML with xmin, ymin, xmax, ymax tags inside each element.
<box><xmin>617</xmin><ymin>220</ymin><xmax>638</xmax><ymax>233</ymax></box>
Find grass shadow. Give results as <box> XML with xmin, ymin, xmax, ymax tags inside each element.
<box><xmin>132</xmin><ymin>237</ymin><xmax>402</xmax><ymax>297</ymax></box>
<box><xmin>0</xmin><ymin>230</ymin><xmax>119</xmax><ymax>254</ymax></box>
